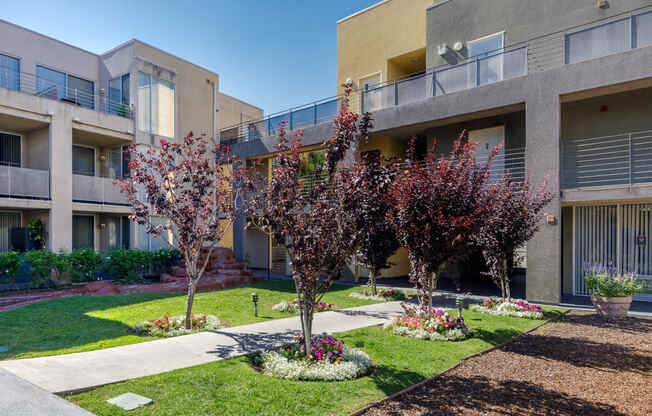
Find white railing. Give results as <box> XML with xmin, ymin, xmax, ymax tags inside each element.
<box><xmin>562</xmin><ymin>130</ymin><xmax>652</xmax><ymax>189</ymax></box>
<box><xmin>0</xmin><ymin>166</ymin><xmax>50</xmax><ymax>199</ymax></box>
<box><xmin>72</xmin><ymin>174</ymin><xmax>127</xmax><ymax>205</ymax></box>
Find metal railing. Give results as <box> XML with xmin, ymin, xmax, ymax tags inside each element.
<box><xmin>219</xmin><ymin>5</ymin><xmax>652</xmax><ymax>146</ymax></box>
<box><xmin>72</xmin><ymin>174</ymin><xmax>128</xmax><ymax>205</ymax></box>
<box><xmin>0</xmin><ymin>67</ymin><xmax>133</xmax><ymax>119</ymax></box>
<box><xmin>0</xmin><ymin>166</ymin><xmax>50</xmax><ymax>199</ymax></box>
<box><xmin>562</xmin><ymin>130</ymin><xmax>652</xmax><ymax>189</ymax></box>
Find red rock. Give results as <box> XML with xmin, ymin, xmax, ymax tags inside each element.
<box><xmin>83</xmin><ymin>281</ymin><xmax>119</xmax><ymax>295</ymax></box>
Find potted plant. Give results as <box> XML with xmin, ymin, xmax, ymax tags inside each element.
<box><xmin>27</xmin><ymin>219</ymin><xmax>47</xmax><ymax>250</ymax></box>
<box><xmin>585</xmin><ymin>265</ymin><xmax>643</xmax><ymax>318</ymax></box>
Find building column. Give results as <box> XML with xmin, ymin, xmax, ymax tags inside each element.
<box><xmin>49</xmin><ymin>106</ymin><xmax>73</xmax><ymax>252</ymax></box>
<box><xmin>525</xmin><ymin>86</ymin><xmax>561</xmax><ymax>304</ymax></box>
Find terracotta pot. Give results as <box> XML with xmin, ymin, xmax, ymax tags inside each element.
<box><xmin>591</xmin><ymin>295</ymin><xmax>632</xmax><ymax>318</ymax></box>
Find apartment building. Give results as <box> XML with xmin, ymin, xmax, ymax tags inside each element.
<box><xmin>227</xmin><ymin>0</ymin><xmax>652</xmax><ymax>304</ymax></box>
<box><xmin>0</xmin><ymin>19</ymin><xmax>262</xmax><ymax>254</ymax></box>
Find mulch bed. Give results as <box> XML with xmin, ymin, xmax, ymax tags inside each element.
<box><xmin>356</xmin><ymin>312</ymin><xmax>651</xmax><ymax>416</ymax></box>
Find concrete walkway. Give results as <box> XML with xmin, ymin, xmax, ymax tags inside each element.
<box><xmin>0</xmin><ymin>301</ymin><xmax>404</xmax><ymax>394</ymax></box>
<box><xmin>0</xmin><ymin>369</ymin><xmax>94</xmax><ymax>416</ymax></box>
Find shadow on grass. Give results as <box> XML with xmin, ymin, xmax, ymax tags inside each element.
<box><xmin>369</xmin><ymin>375</ymin><xmax>629</xmax><ymax>416</ymax></box>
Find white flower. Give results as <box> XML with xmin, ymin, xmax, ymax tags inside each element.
<box><xmin>469</xmin><ymin>303</ymin><xmax>543</xmax><ymax>319</ymax></box>
<box><xmin>259</xmin><ymin>347</ymin><xmax>373</xmax><ymax>381</ymax></box>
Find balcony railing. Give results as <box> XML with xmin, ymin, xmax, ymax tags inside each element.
<box><xmin>562</xmin><ymin>130</ymin><xmax>652</xmax><ymax>189</ymax></box>
<box><xmin>72</xmin><ymin>174</ymin><xmax>128</xmax><ymax>205</ymax></box>
<box><xmin>0</xmin><ymin>166</ymin><xmax>50</xmax><ymax>200</ymax></box>
<box><xmin>0</xmin><ymin>68</ymin><xmax>133</xmax><ymax>119</ymax></box>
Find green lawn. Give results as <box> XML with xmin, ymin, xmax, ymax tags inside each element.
<box><xmin>67</xmin><ymin>308</ymin><xmax>565</xmax><ymax>416</ymax></box>
<box><xmin>0</xmin><ymin>280</ymin><xmax>381</xmax><ymax>360</ymax></box>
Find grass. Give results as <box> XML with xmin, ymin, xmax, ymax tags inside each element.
<box><xmin>0</xmin><ymin>280</ymin><xmax>381</xmax><ymax>360</ymax></box>
<box><xmin>67</xmin><ymin>308</ymin><xmax>565</xmax><ymax>416</ymax></box>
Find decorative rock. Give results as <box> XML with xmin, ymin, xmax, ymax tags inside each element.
<box><xmin>107</xmin><ymin>392</ymin><xmax>152</xmax><ymax>411</ymax></box>
<box><xmin>83</xmin><ymin>281</ymin><xmax>119</xmax><ymax>295</ymax></box>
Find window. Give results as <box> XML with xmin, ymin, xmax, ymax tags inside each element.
<box><xmin>36</xmin><ymin>66</ymin><xmax>95</xmax><ymax>109</ymax></box>
<box><xmin>138</xmin><ymin>72</ymin><xmax>175</xmax><ymax>137</ymax></box>
<box><xmin>469</xmin><ymin>32</ymin><xmax>504</xmax><ymax>85</ymax></box>
<box><xmin>566</xmin><ymin>18</ymin><xmax>630</xmax><ymax>64</ymax></box>
<box><xmin>107</xmin><ymin>216</ymin><xmax>130</xmax><ymax>250</ymax></box>
<box><xmin>72</xmin><ymin>215</ymin><xmax>94</xmax><ymax>250</ymax></box>
<box><xmin>0</xmin><ymin>133</ymin><xmax>21</xmax><ymax>167</ymax></box>
<box><xmin>109</xmin><ymin>74</ymin><xmax>130</xmax><ymax>116</ymax></box>
<box><xmin>0</xmin><ymin>212</ymin><xmax>21</xmax><ymax>252</ymax></box>
<box><xmin>0</xmin><ymin>54</ymin><xmax>19</xmax><ymax>91</ymax></box>
<box><xmin>72</xmin><ymin>145</ymin><xmax>95</xmax><ymax>176</ymax></box>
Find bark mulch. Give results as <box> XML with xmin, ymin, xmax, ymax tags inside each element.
<box><xmin>356</xmin><ymin>312</ymin><xmax>651</xmax><ymax>416</ymax></box>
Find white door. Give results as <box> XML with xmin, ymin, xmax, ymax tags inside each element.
<box><xmin>468</xmin><ymin>125</ymin><xmax>505</xmax><ymax>182</ymax></box>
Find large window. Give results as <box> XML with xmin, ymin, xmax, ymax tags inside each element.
<box><xmin>72</xmin><ymin>145</ymin><xmax>95</xmax><ymax>176</ymax></box>
<box><xmin>138</xmin><ymin>72</ymin><xmax>175</xmax><ymax>137</ymax></box>
<box><xmin>36</xmin><ymin>66</ymin><xmax>95</xmax><ymax>109</ymax></box>
<box><xmin>73</xmin><ymin>215</ymin><xmax>94</xmax><ymax>250</ymax></box>
<box><xmin>107</xmin><ymin>216</ymin><xmax>130</xmax><ymax>250</ymax></box>
<box><xmin>468</xmin><ymin>32</ymin><xmax>504</xmax><ymax>85</ymax></box>
<box><xmin>108</xmin><ymin>74</ymin><xmax>130</xmax><ymax>116</ymax></box>
<box><xmin>0</xmin><ymin>133</ymin><xmax>21</xmax><ymax>167</ymax></box>
<box><xmin>0</xmin><ymin>54</ymin><xmax>19</xmax><ymax>91</ymax></box>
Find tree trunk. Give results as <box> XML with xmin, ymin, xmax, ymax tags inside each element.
<box><xmin>427</xmin><ymin>272</ymin><xmax>437</xmax><ymax>319</ymax></box>
<box><xmin>301</xmin><ymin>306</ymin><xmax>313</xmax><ymax>355</ymax></box>
<box><xmin>503</xmin><ymin>258</ymin><xmax>511</xmax><ymax>300</ymax></box>
<box><xmin>369</xmin><ymin>272</ymin><xmax>377</xmax><ymax>296</ymax></box>
<box><xmin>184</xmin><ymin>279</ymin><xmax>197</xmax><ymax>329</ymax></box>
<box><xmin>499</xmin><ymin>278</ymin><xmax>506</xmax><ymax>300</ymax></box>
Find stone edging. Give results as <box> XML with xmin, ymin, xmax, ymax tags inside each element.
<box><xmin>348</xmin><ymin>310</ymin><xmax>570</xmax><ymax>416</ymax></box>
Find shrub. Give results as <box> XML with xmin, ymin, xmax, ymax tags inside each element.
<box><xmin>149</xmin><ymin>248</ymin><xmax>182</xmax><ymax>275</ymax></box>
<box><xmin>132</xmin><ymin>313</ymin><xmax>221</xmax><ymax>337</ymax></box>
<box><xmin>23</xmin><ymin>250</ymin><xmax>70</xmax><ymax>287</ymax></box>
<box><xmin>470</xmin><ymin>298</ymin><xmax>543</xmax><ymax>319</ymax></box>
<box><xmin>585</xmin><ymin>266</ymin><xmax>643</xmax><ymax>297</ymax></box>
<box><xmin>103</xmin><ymin>249</ymin><xmax>150</xmax><ymax>282</ymax></box>
<box><xmin>0</xmin><ymin>251</ymin><xmax>25</xmax><ymax>289</ymax></box>
<box><xmin>69</xmin><ymin>248</ymin><xmax>104</xmax><ymax>282</ymax></box>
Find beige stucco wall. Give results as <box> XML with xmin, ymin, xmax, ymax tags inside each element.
<box><xmin>337</xmin><ymin>0</ymin><xmax>436</xmax><ymax>92</ymax></box>
<box><xmin>22</xmin><ymin>127</ymin><xmax>49</xmax><ymax>170</ymax></box>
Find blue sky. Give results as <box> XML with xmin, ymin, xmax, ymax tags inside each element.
<box><xmin>2</xmin><ymin>0</ymin><xmax>379</xmax><ymax>116</ymax></box>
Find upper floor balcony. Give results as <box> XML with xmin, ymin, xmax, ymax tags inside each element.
<box><xmin>0</xmin><ymin>66</ymin><xmax>133</xmax><ymax>119</ymax></box>
<box><xmin>220</xmin><ymin>6</ymin><xmax>652</xmax><ymax>146</ymax></box>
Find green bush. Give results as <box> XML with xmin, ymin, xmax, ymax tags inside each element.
<box><xmin>23</xmin><ymin>250</ymin><xmax>70</xmax><ymax>287</ymax></box>
<box><xmin>0</xmin><ymin>251</ymin><xmax>25</xmax><ymax>289</ymax></box>
<box><xmin>104</xmin><ymin>248</ymin><xmax>151</xmax><ymax>283</ymax></box>
<box><xmin>69</xmin><ymin>248</ymin><xmax>104</xmax><ymax>283</ymax></box>
<box><xmin>149</xmin><ymin>248</ymin><xmax>182</xmax><ymax>275</ymax></box>
<box><xmin>585</xmin><ymin>271</ymin><xmax>643</xmax><ymax>297</ymax></box>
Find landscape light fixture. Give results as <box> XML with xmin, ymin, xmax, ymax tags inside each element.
<box><xmin>251</xmin><ymin>292</ymin><xmax>259</xmax><ymax>317</ymax></box>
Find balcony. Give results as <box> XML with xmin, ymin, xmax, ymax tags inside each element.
<box><xmin>72</xmin><ymin>174</ymin><xmax>128</xmax><ymax>205</ymax></box>
<box><xmin>562</xmin><ymin>130</ymin><xmax>652</xmax><ymax>189</ymax></box>
<box><xmin>0</xmin><ymin>166</ymin><xmax>50</xmax><ymax>200</ymax></box>
<box><xmin>0</xmin><ymin>68</ymin><xmax>133</xmax><ymax>119</ymax></box>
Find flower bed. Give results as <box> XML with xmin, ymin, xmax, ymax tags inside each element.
<box><xmin>271</xmin><ymin>299</ymin><xmax>336</xmax><ymax>314</ymax></box>
<box><xmin>349</xmin><ymin>286</ymin><xmax>408</xmax><ymax>301</ymax></box>
<box><xmin>470</xmin><ymin>298</ymin><xmax>543</xmax><ymax>319</ymax></box>
<box><xmin>132</xmin><ymin>313</ymin><xmax>222</xmax><ymax>337</ymax></box>
<box><xmin>255</xmin><ymin>335</ymin><xmax>373</xmax><ymax>381</ymax></box>
<box><xmin>384</xmin><ymin>302</ymin><xmax>473</xmax><ymax>341</ymax></box>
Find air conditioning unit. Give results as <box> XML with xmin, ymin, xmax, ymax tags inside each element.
<box><xmin>437</xmin><ymin>44</ymin><xmax>449</xmax><ymax>56</ymax></box>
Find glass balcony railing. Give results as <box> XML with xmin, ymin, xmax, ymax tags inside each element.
<box><xmin>0</xmin><ymin>67</ymin><xmax>133</xmax><ymax>119</ymax></box>
<box><xmin>0</xmin><ymin>166</ymin><xmax>50</xmax><ymax>200</ymax></box>
<box><xmin>72</xmin><ymin>174</ymin><xmax>128</xmax><ymax>205</ymax></box>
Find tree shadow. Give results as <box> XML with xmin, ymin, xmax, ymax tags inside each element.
<box><xmin>367</xmin><ymin>365</ymin><xmax>426</xmax><ymax>396</ymax></box>
<box><xmin>501</xmin><ymin>332</ymin><xmax>651</xmax><ymax>374</ymax></box>
<box><xmin>473</xmin><ymin>328</ymin><xmax>522</xmax><ymax>346</ymax></box>
<box><xmin>365</xmin><ymin>375</ymin><xmax>629</xmax><ymax>416</ymax></box>
<box><xmin>205</xmin><ymin>329</ymin><xmax>298</xmax><ymax>358</ymax></box>
<box><xmin>0</xmin><ymin>292</ymin><xmax>182</xmax><ymax>360</ymax></box>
